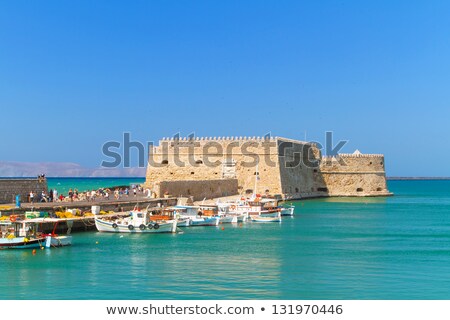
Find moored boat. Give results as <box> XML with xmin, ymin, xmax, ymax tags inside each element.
<box><xmin>219</xmin><ymin>215</ymin><xmax>237</xmax><ymax>224</ymax></box>
<box><xmin>280</xmin><ymin>205</ymin><xmax>295</xmax><ymax>216</ymax></box>
<box><xmin>174</xmin><ymin>204</ymin><xmax>220</xmax><ymax>227</ymax></box>
<box><xmin>0</xmin><ymin>218</ymin><xmax>72</xmax><ymax>249</ymax></box>
<box><xmin>0</xmin><ymin>220</ymin><xmax>45</xmax><ymax>248</ymax></box>
<box><xmin>225</xmin><ymin>199</ymin><xmax>281</xmax><ymax>218</ymax></box>
<box><xmin>45</xmin><ymin>234</ymin><xmax>73</xmax><ymax>248</ymax></box>
<box><xmin>250</xmin><ymin>212</ymin><xmax>282</xmax><ymax>223</ymax></box>
<box><xmin>189</xmin><ymin>216</ymin><xmax>220</xmax><ymax>226</ymax></box>
<box><xmin>236</xmin><ymin>214</ymin><xmax>248</xmax><ymax>222</ymax></box>
<box><xmin>217</xmin><ymin>202</ymin><xmax>248</xmax><ymax>222</ymax></box>
<box><xmin>94</xmin><ymin>208</ymin><xmax>177</xmax><ymax>233</ymax></box>
<box><xmin>43</xmin><ymin>220</ymin><xmax>73</xmax><ymax>248</ymax></box>
<box><xmin>176</xmin><ymin>217</ymin><xmax>191</xmax><ymax>227</ymax></box>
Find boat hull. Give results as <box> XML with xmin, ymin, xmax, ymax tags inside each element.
<box><xmin>46</xmin><ymin>235</ymin><xmax>73</xmax><ymax>247</ymax></box>
<box><xmin>189</xmin><ymin>217</ymin><xmax>220</xmax><ymax>226</ymax></box>
<box><xmin>176</xmin><ymin>218</ymin><xmax>191</xmax><ymax>227</ymax></box>
<box><xmin>250</xmin><ymin>214</ymin><xmax>281</xmax><ymax>223</ymax></box>
<box><xmin>95</xmin><ymin>218</ymin><xmax>177</xmax><ymax>233</ymax></box>
<box><xmin>219</xmin><ymin>215</ymin><xmax>238</xmax><ymax>224</ymax></box>
<box><xmin>259</xmin><ymin>211</ymin><xmax>281</xmax><ymax>218</ymax></box>
<box><xmin>235</xmin><ymin>214</ymin><xmax>248</xmax><ymax>222</ymax></box>
<box><xmin>0</xmin><ymin>237</ymin><xmax>45</xmax><ymax>249</ymax></box>
<box><xmin>280</xmin><ymin>207</ymin><xmax>295</xmax><ymax>216</ymax></box>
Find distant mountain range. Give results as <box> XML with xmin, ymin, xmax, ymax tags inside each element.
<box><xmin>0</xmin><ymin>161</ymin><xmax>146</xmax><ymax>177</ymax></box>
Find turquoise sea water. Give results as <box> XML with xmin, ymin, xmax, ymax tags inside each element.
<box><xmin>2</xmin><ymin>180</ymin><xmax>450</xmax><ymax>299</ymax></box>
<box><xmin>46</xmin><ymin>177</ymin><xmax>145</xmax><ymax>194</ymax></box>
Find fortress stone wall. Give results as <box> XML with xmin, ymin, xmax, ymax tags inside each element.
<box><xmin>154</xmin><ymin>179</ymin><xmax>238</xmax><ymax>201</ymax></box>
<box><xmin>144</xmin><ymin>136</ymin><xmax>391</xmax><ymax>200</ymax></box>
<box><xmin>0</xmin><ymin>178</ymin><xmax>48</xmax><ymax>204</ymax></box>
<box><xmin>317</xmin><ymin>154</ymin><xmax>389</xmax><ymax>197</ymax></box>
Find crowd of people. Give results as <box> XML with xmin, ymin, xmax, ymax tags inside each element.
<box><xmin>28</xmin><ymin>185</ymin><xmax>147</xmax><ymax>203</ymax></box>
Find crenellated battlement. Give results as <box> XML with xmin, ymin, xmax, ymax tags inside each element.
<box><xmin>158</xmin><ymin>136</ymin><xmax>319</xmax><ymax>149</ymax></box>
<box><xmin>160</xmin><ymin>136</ymin><xmax>278</xmax><ymax>142</ymax></box>
<box><xmin>322</xmin><ymin>153</ymin><xmax>384</xmax><ymax>159</ymax></box>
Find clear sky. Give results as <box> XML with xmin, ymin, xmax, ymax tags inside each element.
<box><xmin>1</xmin><ymin>1</ymin><xmax>449</xmax><ymax>176</ymax></box>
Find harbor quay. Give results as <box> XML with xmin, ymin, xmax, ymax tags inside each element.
<box><xmin>0</xmin><ymin>191</ymin><xmax>177</xmax><ymax>233</ymax></box>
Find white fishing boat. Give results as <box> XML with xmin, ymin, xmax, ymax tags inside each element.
<box><xmin>0</xmin><ymin>218</ymin><xmax>72</xmax><ymax>249</ymax></box>
<box><xmin>226</xmin><ymin>199</ymin><xmax>281</xmax><ymax>218</ymax></box>
<box><xmin>175</xmin><ymin>205</ymin><xmax>220</xmax><ymax>227</ymax></box>
<box><xmin>176</xmin><ymin>217</ymin><xmax>191</xmax><ymax>227</ymax></box>
<box><xmin>94</xmin><ymin>208</ymin><xmax>177</xmax><ymax>233</ymax></box>
<box><xmin>0</xmin><ymin>220</ymin><xmax>45</xmax><ymax>249</ymax></box>
<box><xmin>219</xmin><ymin>215</ymin><xmax>237</xmax><ymax>224</ymax></box>
<box><xmin>236</xmin><ymin>214</ymin><xmax>248</xmax><ymax>222</ymax></box>
<box><xmin>169</xmin><ymin>208</ymin><xmax>191</xmax><ymax>227</ymax></box>
<box><xmin>45</xmin><ymin>234</ymin><xmax>73</xmax><ymax>248</ymax></box>
<box><xmin>42</xmin><ymin>220</ymin><xmax>73</xmax><ymax>248</ymax></box>
<box><xmin>217</xmin><ymin>202</ymin><xmax>248</xmax><ymax>222</ymax></box>
<box><xmin>189</xmin><ymin>216</ymin><xmax>220</xmax><ymax>226</ymax></box>
<box><xmin>199</xmin><ymin>205</ymin><xmax>227</xmax><ymax>225</ymax></box>
<box><xmin>260</xmin><ymin>210</ymin><xmax>282</xmax><ymax>218</ymax></box>
<box><xmin>280</xmin><ymin>205</ymin><xmax>295</xmax><ymax>216</ymax></box>
<box><xmin>250</xmin><ymin>212</ymin><xmax>282</xmax><ymax>223</ymax></box>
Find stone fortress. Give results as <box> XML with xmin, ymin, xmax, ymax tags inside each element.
<box><xmin>144</xmin><ymin>136</ymin><xmax>392</xmax><ymax>200</ymax></box>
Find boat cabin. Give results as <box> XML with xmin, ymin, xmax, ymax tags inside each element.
<box><xmin>130</xmin><ymin>210</ymin><xmax>148</xmax><ymax>226</ymax></box>
<box><xmin>198</xmin><ymin>205</ymin><xmax>218</xmax><ymax>216</ymax></box>
<box><xmin>173</xmin><ymin>205</ymin><xmax>201</xmax><ymax>217</ymax></box>
<box><xmin>130</xmin><ymin>209</ymin><xmax>176</xmax><ymax>225</ymax></box>
<box><xmin>0</xmin><ymin>221</ymin><xmax>39</xmax><ymax>239</ymax></box>
<box><xmin>148</xmin><ymin>208</ymin><xmax>176</xmax><ymax>222</ymax></box>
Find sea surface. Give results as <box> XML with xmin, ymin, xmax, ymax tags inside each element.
<box><xmin>46</xmin><ymin>177</ymin><xmax>146</xmax><ymax>194</ymax></box>
<box><xmin>2</xmin><ymin>180</ymin><xmax>450</xmax><ymax>299</ymax></box>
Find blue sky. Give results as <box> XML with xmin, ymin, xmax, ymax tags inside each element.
<box><xmin>0</xmin><ymin>1</ymin><xmax>449</xmax><ymax>176</ymax></box>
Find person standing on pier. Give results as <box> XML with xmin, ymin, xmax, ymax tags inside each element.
<box><xmin>41</xmin><ymin>191</ymin><xmax>47</xmax><ymax>202</ymax></box>
<box><xmin>90</xmin><ymin>190</ymin><xmax>96</xmax><ymax>201</ymax></box>
<box><xmin>49</xmin><ymin>189</ymin><xmax>53</xmax><ymax>202</ymax></box>
<box><xmin>29</xmin><ymin>191</ymin><xmax>34</xmax><ymax>203</ymax></box>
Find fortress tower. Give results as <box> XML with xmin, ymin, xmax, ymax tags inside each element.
<box><xmin>144</xmin><ymin>136</ymin><xmax>391</xmax><ymax>200</ymax></box>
